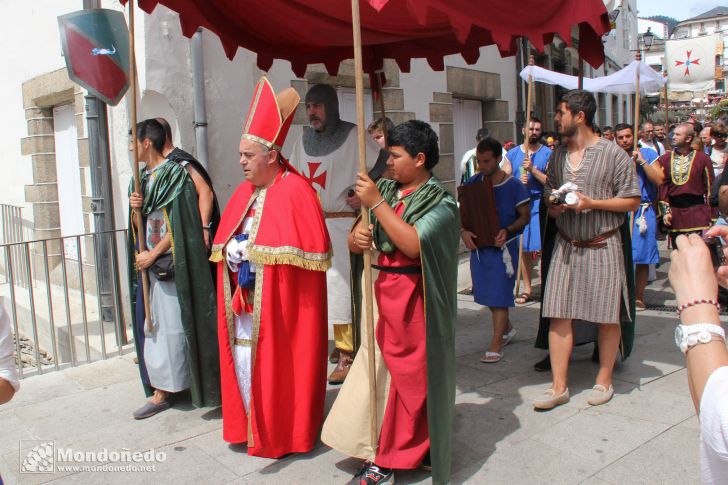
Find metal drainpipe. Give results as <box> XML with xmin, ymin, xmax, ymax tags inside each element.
<box><xmin>191</xmin><ymin>28</ymin><xmax>209</xmax><ymax>169</ymax></box>
<box><xmin>82</xmin><ymin>0</ymin><xmax>118</xmax><ymax>328</ymax></box>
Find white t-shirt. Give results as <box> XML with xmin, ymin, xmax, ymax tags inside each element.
<box><xmin>639</xmin><ymin>139</ymin><xmax>665</xmax><ymax>156</ymax></box>
<box><xmin>0</xmin><ymin>303</ymin><xmax>19</xmax><ymax>392</ymax></box>
<box><xmin>700</xmin><ymin>365</ymin><xmax>728</xmax><ymax>484</ymax></box>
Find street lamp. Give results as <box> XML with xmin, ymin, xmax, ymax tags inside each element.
<box><xmin>643</xmin><ymin>27</ymin><xmax>655</xmax><ymax>50</ymax></box>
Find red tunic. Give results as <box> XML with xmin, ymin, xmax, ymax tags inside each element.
<box><xmin>658</xmin><ymin>149</ymin><xmax>714</xmax><ymax>232</ymax></box>
<box><xmin>374</xmin><ymin>190</ymin><xmax>429</xmax><ymax>469</ymax></box>
<box><xmin>212</xmin><ymin>170</ymin><xmax>331</xmax><ymax>458</ymax></box>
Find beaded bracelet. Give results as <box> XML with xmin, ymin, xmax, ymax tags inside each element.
<box><xmin>677</xmin><ymin>299</ymin><xmax>721</xmax><ymax>316</ymax></box>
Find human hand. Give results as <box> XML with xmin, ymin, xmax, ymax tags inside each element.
<box><xmin>129</xmin><ymin>192</ymin><xmax>143</xmax><ymax>209</ymax></box>
<box><xmin>494</xmin><ymin>229</ymin><xmax>507</xmax><ymax>247</ymax></box>
<box><xmin>346</xmin><ymin>192</ymin><xmax>362</xmax><ymax>211</ymax></box>
<box><xmin>663</xmin><ymin>212</ymin><xmax>673</xmax><ymax>227</ymax></box>
<box><xmin>226</xmin><ymin>239</ymin><xmax>246</xmax><ymax>271</ymax></box>
<box><xmin>568</xmin><ymin>192</ymin><xmax>592</xmax><ymax>212</ymax></box>
<box><xmin>522</xmin><ymin>158</ymin><xmax>533</xmax><ymax>172</ymax></box>
<box><xmin>203</xmin><ymin>230</ymin><xmax>211</xmax><ymax>250</ymax></box>
<box><xmin>520</xmin><ymin>172</ymin><xmax>529</xmax><ymax>184</ymax></box>
<box><xmin>461</xmin><ymin>230</ymin><xmax>478</xmax><ymax>250</ymax></box>
<box><xmin>669</xmin><ymin>233</ymin><xmax>718</xmax><ymax>309</ymax></box>
<box><xmin>548</xmin><ymin>203</ymin><xmax>567</xmax><ymax>218</ymax></box>
<box><xmin>354</xmin><ymin>173</ymin><xmax>382</xmax><ymax>208</ymax></box>
<box><xmin>352</xmin><ymin>223</ymin><xmax>374</xmax><ymax>250</ymax></box>
<box><xmin>135</xmin><ymin>250</ymin><xmax>155</xmax><ymax>270</ymax></box>
<box><xmin>632</xmin><ymin>151</ymin><xmax>646</xmax><ymax>167</ymax></box>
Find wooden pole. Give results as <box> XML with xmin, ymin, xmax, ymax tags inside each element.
<box><xmin>128</xmin><ymin>0</ymin><xmax>152</xmax><ymax>334</ymax></box>
<box><xmin>663</xmin><ymin>71</ymin><xmax>670</xmax><ymax>132</ymax></box>
<box><xmin>633</xmin><ymin>52</ymin><xmax>641</xmax><ymax>154</ymax></box>
<box><xmin>376</xmin><ymin>72</ymin><xmax>388</xmax><ymax>149</ymax></box>
<box><xmin>351</xmin><ymin>0</ymin><xmax>378</xmax><ymax>452</ymax></box>
<box><xmin>630</xmin><ymin>52</ymin><xmax>642</xmax><ymax>237</ymax></box>
<box><xmin>515</xmin><ymin>55</ymin><xmax>534</xmax><ymax>298</ymax></box>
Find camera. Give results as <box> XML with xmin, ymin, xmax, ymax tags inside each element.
<box><xmin>548</xmin><ymin>191</ymin><xmax>578</xmax><ymax>206</ymax></box>
<box><xmin>703</xmin><ymin>237</ymin><xmax>726</xmax><ymax>269</ymax></box>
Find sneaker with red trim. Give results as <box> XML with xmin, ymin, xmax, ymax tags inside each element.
<box><xmin>351</xmin><ymin>463</ymin><xmax>394</xmax><ymax>485</ymax></box>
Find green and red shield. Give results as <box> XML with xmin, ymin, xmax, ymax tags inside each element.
<box><xmin>58</xmin><ymin>9</ymin><xmax>130</xmax><ymax>106</ymax></box>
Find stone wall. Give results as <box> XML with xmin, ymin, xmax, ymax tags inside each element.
<box><xmin>20</xmin><ymin>68</ymin><xmax>92</xmax><ymax>277</ymax></box>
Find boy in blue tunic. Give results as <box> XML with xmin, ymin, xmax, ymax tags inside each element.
<box><xmin>503</xmin><ymin>118</ymin><xmax>551</xmax><ymax>303</ymax></box>
<box><xmin>614</xmin><ymin>123</ymin><xmax>664</xmax><ymax>310</ymax></box>
<box><xmin>462</xmin><ymin>138</ymin><xmax>530</xmax><ymax>363</ymax></box>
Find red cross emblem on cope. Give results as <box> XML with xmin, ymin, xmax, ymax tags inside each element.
<box><xmin>304</xmin><ymin>162</ymin><xmax>328</xmax><ymax>190</ymax></box>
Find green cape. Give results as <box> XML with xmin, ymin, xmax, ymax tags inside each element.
<box><xmin>128</xmin><ymin>160</ymin><xmax>221</xmax><ymax>407</ymax></box>
<box><xmin>370</xmin><ymin>176</ymin><xmax>460</xmax><ymax>485</ymax></box>
<box><xmin>535</xmin><ymin>201</ymin><xmax>636</xmax><ymax>358</ymax></box>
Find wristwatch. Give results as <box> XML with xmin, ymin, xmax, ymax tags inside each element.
<box><xmin>675</xmin><ymin>323</ymin><xmax>725</xmax><ymax>354</ymax></box>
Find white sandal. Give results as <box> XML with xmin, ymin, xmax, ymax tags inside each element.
<box><xmin>480</xmin><ymin>351</ymin><xmax>504</xmax><ymax>363</ymax></box>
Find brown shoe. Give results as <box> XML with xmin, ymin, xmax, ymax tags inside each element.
<box><xmin>329</xmin><ymin>347</ymin><xmax>340</xmax><ymax>364</ymax></box>
<box><xmin>328</xmin><ymin>352</ymin><xmax>353</xmax><ymax>384</ymax></box>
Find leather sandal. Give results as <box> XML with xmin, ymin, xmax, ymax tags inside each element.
<box><xmin>328</xmin><ymin>352</ymin><xmax>353</xmax><ymax>384</ymax></box>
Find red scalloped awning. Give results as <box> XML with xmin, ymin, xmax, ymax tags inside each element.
<box><xmin>122</xmin><ymin>0</ymin><xmax>610</xmax><ymax>76</ymax></box>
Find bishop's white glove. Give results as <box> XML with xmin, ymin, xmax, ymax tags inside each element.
<box><xmin>226</xmin><ymin>238</ymin><xmax>249</xmax><ymax>272</ymax></box>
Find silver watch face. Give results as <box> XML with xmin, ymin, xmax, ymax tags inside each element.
<box><xmin>675</xmin><ymin>325</ymin><xmax>684</xmax><ymax>347</ymax></box>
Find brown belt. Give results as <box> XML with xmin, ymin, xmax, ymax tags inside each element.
<box><xmin>234</xmin><ymin>338</ymin><xmax>252</xmax><ymax>347</ymax></box>
<box><xmin>558</xmin><ymin>227</ymin><xmax>619</xmax><ymax>249</ymax></box>
<box><xmin>324</xmin><ymin>211</ymin><xmax>356</xmax><ymax>219</ymax></box>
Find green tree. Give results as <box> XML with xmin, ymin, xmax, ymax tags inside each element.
<box><xmin>710</xmin><ymin>99</ymin><xmax>728</xmax><ymax>120</ymax></box>
<box><xmin>646</xmin><ymin>15</ymin><xmax>678</xmax><ymax>37</ymax></box>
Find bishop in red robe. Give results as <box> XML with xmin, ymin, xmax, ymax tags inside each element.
<box><xmin>211</xmin><ymin>77</ymin><xmax>332</xmax><ymax>458</ymax></box>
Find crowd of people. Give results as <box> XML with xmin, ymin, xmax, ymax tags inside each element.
<box><xmin>116</xmin><ymin>84</ymin><xmax>728</xmax><ymax>484</ymax></box>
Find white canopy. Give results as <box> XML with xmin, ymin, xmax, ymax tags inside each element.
<box><xmin>520</xmin><ymin>60</ymin><xmax>666</xmax><ymax>94</ymax></box>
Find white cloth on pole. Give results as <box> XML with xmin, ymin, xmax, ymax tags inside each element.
<box><xmin>520</xmin><ymin>60</ymin><xmax>666</xmax><ymax>94</ymax></box>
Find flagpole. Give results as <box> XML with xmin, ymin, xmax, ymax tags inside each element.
<box><xmin>663</xmin><ymin>71</ymin><xmax>669</xmax><ymax>136</ymax></box>
<box><xmin>515</xmin><ymin>54</ymin><xmax>534</xmax><ymax>299</ymax></box>
<box><xmin>631</xmin><ymin>51</ymin><xmax>641</xmax><ymax>237</ymax></box>
<box><xmin>128</xmin><ymin>0</ymin><xmax>152</xmax><ymax>334</ymax></box>
<box><xmin>351</xmin><ymin>0</ymin><xmax>378</xmax><ymax>452</ymax></box>
<box><xmin>376</xmin><ymin>71</ymin><xmax>388</xmax><ymax>149</ymax></box>
<box><xmin>633</xmin><ymin>52</ymin><xmax>641</xmax><ymax>154</ymax></box>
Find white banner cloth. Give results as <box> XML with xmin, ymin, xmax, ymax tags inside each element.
<box><xmin>520</xmin><ymin>60</ymin><xmax>666</xmax><ymax>94</ymax></box>
<box><xmin>666</xmin><ymin>34</ymin><xmax>718</xmax><ymax>92</ymax></box>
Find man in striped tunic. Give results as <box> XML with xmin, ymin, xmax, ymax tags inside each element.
<box><xmin>534</xmin><ymin>91</ymin><xmax>641</xmax><ymax>410</ymax></box>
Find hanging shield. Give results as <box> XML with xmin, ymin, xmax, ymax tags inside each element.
<box><xmin>58</xmin><ymin>9</ymin><xmax>130</xmax><ymax>106</ymax></box>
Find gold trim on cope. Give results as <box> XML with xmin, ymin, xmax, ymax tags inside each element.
<box><xmin>670</xmin><ymin>150</ymin><xmax>696</xmax><ymax>186</ymax></box>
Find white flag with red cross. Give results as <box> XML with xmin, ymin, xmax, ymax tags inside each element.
<box><xmin>666</xmin><ymin>34</ymin><xmax>719</xmax><ymax>92</ymax></box>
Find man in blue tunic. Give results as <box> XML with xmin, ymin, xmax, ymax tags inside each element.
<box><xmin>503</xmin><ymin>118</ymin><xmax>551</xmax><ymax>303</ymax></box>
<box><xmin>614</xmin><ymin>123</ymin><xmax>664</xmax><ymax>310</ymax></box>
<box><xmin>462</xmin><ymin>138</ymin><xmax>530</xmax><ymax>363</ymax></box>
